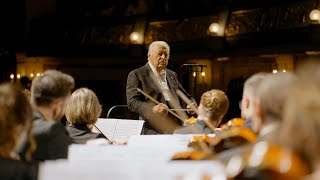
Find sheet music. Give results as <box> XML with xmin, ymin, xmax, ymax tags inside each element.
<box><xmin>92</xmin><ymin>118</ymin><xmax>144</xmax><ymax>141</ymax></box>
<box><xmin>113</xmin><ymin>120</ymin><xmax>144</xmax><ymax>141</ymax></box>
<box><xmin>92</xmin><ymin>118</ymin><xmax>117</xmax><ymax>139</ymax></box>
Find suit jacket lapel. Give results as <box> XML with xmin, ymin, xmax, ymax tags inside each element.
<box><xmin>143</xmin><ymin>63</ymin><xmax>151</xmax><ymax>77</ymax></box>
<box><xmin>166</xmin><ymin>70</ymin><xmax>180</xmax><ymax>102</ymax></box>
<box><xmin>166</xmin><ymin>70</ymin><xmax>175</xmax><ymax>90</ymax></box>
<box><xmin>143</xmin><ymin>63</ymin><xmax>166</xmax><ymax>103</ymax></box>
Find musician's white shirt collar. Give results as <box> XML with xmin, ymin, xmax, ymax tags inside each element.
<box><xmin>148</xmin><ymin>62</ymin><xmax>166</xmax><ymax>77</ymax></box>
<box><xmin>148</xmin><ymin>62</ymin><xmax>171</xmax><ymax>101</ymax></box>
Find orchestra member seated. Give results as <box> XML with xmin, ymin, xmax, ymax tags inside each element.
<box><xmin>251</xmin><ymin>72</ymin><xmax>296</xmax><ymax>140</ymax></box>
<box><xmin>214</xmin><ymin>73</ymin><xmax>296</xmax><ymax>163</ymax></box>
<box><xmin>174</xmin><ymin>89</ymin><xmax>229</xmax><ymax>134</ymax></box>
<box><xmin>240</xmin><ymin>72</ymin><xmax>268</xmax><ymax>128</ymax></box>
<box><xmin>65</xmin><ymin>88</ymin><xmax>105</xmax><ymax>144</ymax></box>
<box><xmin>18</xmin><ymin>70</ymin><xmax>75</xmax><ymax>161</ymax></box>
<box><xmin>0</xmin><ymin>83</ymin><xmax>38</xmax><ymax>180</ymax></box>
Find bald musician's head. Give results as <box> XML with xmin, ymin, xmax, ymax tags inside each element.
<box><xmin>198</xmin><ymin>89</ymin><xmax>229</xmax><ymax>127</ymax></box>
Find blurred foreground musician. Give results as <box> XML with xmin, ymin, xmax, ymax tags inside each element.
<box><xmin>240</xmin><ymin>72</ymin><xmax>268</xmax><ymax>129</ymax></box>
<box><xmin>19</xmin><ymin>70</ymin><xmax>75</xmax><ymax>161</ymax></box>
<box><xmin>0</xmin><ymin>83</ymin><xmax>38</xmax><ymax>180</ymax></box>
<box><xmin>215</xmin><ymin>73</ymin><xmax>297</xmax><ymax>162</ymax></box>
<box><xmin>250</xmin><ymin>73</ymin><xmax>297</xmax><ymax>140</ymax></box>
<box><xmin>126</xmin><ymin>41</ymin><xmax>195</xmax><ymax>135</ymax></box>
<box><xmin>280</xmin><ymin>62</ymin><xmax>320</xmax><ymax>178</ymax></box>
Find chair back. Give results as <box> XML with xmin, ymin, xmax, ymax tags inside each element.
<box><xmin>106</xmin><ymin>105</ymin><xmax>139</xmax><ymax>120</ymax></box>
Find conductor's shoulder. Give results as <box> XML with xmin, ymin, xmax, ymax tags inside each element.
<box><xmin>129</xmin><ymin>65</ymin><xmax>147</xmax><ymax>74</ymax></box>
<box><xmin>166</xmin><ymin>68</ymin><xmax>177</xmax><ymax>75</ymax></box>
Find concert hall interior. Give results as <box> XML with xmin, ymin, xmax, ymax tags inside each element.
<box><xmin>1</xmin><ymin>0</ymin><xmax>320</xmax><ymax>179</ymax></box>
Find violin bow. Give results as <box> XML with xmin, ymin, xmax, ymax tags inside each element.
<box><xmin>92</xmin><ymin>124</ymin><xmax>113</xmax><ymax>144</ymax></box>
<box><xmin>170</xmin><ymin>108</ymin><xmax>189</xmax><ymax>111</ymax></box>
<box><xmin>137</xmin><ymin>88</ymin><xmax>185</xmax><ymax>123</ymax></box>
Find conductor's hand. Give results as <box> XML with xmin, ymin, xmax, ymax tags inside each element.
<box><xmin>186</xmin><ymin>102</ymin><xmax>198</xmax><ymax>115</ymax></box>
<box><xmin>152</xmin><ymin>103</ymin><xmax>168</xmax><ymax>116</ymax></box>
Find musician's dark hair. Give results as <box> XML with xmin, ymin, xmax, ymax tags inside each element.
<box><xmin>31</xmin><ymin>70</ymin><xmax>75</xmax><ymax>107</ymax></box>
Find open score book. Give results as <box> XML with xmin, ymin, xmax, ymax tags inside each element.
<box><xmin>92</xmin><ymin>118</ymin><xmax>145</xmax><ymax>142</ymax></box>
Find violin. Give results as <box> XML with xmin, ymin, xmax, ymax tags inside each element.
<box><xmin>184</xmin><ymin>117</ymin><xmax>245</xmax><ymax>132</ymax></box>
<box><xmin>220</xmin><ymin>118</ymin><xmax>245</xmax><ymax>131</ymax></box>
<box><xmin>171</xmin><ymin>127</ymin><xmax>258</xmax><ymax>161</ymax></box>
<box><xmin>226</xmin><ymin>141</ymin><xmax>310</xmax><ymax>180</ymax></box>
<box><xmin>186</xmin><ymin>118</ymin><xmax>253</xmax><ymax>151</ymax></box>
<box><xmin>188</xmin><ymin>126</ymin><xmax>258</xmax><ymax>153</ymax></box>
<box><xmin>171</xmin><ymin>117</ymin><xmax>256</xmax><ymax>160</ymax></box>
<box><xmin>171</xmin><ymin>150</ymin><xmax>215</xmax><ymax>160</ymax></box>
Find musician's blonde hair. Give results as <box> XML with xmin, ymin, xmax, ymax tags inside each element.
<box><xmin>200</xmin><ymin>89</ymin><xmax>229</xmax><ymax>122</ymax></box>
<box><xmin>65</xmin><ymin>88</ymin><xmax>102</xmax><ymax>126</ymax></box>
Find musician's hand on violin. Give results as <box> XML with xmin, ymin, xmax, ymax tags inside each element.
<box><xmin>152</xmin><ymin>103</ymin><xmax>168</xmax><ymax>116</ymax></box>
<box><xmin>186</xmin><ymin>102</ymin><xmax>197</xmax><ymax>115</ymax></box>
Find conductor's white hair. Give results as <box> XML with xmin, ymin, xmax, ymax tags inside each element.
<box><xmin>148</xmin><ymin>41</ymin><xmax>170</xmax><ymax>55</ymax></box>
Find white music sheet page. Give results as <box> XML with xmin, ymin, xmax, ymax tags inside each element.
<box><xmin>113</xmin><ymin>120</ymin><xmax>144</xmax><ymax>142</ymax></box>
<box><xmin>92</xmin><ymin>118</ymin><xmax>117</xmax><ymax>140</ymax></box>
<box><xmin>92</xmin><ymin>118</ymin><xmax>144</xmax><ymax>141</ymax></box>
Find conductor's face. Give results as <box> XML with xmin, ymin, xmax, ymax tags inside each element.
<box><xmin>148</xmin><ymin>45</ymin><xmax>169</xmax><ymax>72</ymax></box>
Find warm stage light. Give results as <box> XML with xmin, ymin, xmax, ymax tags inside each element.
<box><xmin>201</xmin><ymin>72</ymin><xmax>205</xmax><ymax>77</ymax></box>
<box><xmin>272</xmin><ymin>70</ymin><xmax>278</xmax><ymax>74</ymax></box>
<box><xmin>130</xmin><ymin>32</ymin><xmax>140</xmax><ymax>43</ymax></box>
<box><xmin>310</xmin><ymin>9</ymin><xmax>320</xmax><ymax>21</ymax></box>
<box><xmin>10</xmin><ymin>74</ymin><xmax>14</xmax><ymax>79</ymax></box>
<box><xmin>17</xmin><ymin>74</ymin><xmax>21</xmax><ymax>79</ymax></box>
<box><xmin>208</xmin><ymin>23</ymin><xmax>220</xmax><ymax>33</ymax></box>
<box><xmin>30</xmin><ymin>73</ymin><xmax>34</xmax><ymax>78</ymax></box>
<box><xmin>193</xmin><ymin>72</ymin><xmax>197</xmax><ymax>77</ymax></box>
